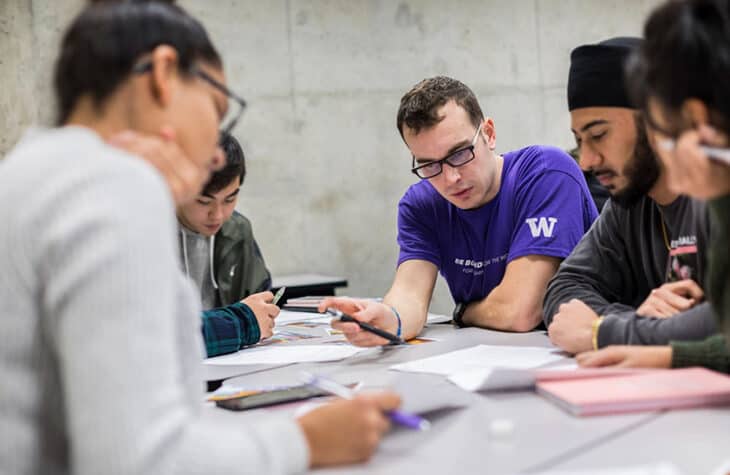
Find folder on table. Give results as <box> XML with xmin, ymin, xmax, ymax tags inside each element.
<box><xmin>537</xmin><ymin>367</ymin><xmax>730</xmax><ymax>416</ymax></box>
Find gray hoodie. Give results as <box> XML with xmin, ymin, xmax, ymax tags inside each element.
<box><xmin>179</xmin><ymin>224</ymin><xmax>219</xmax><ymax>310</ymax></box>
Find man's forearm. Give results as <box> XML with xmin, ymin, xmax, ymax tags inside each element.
<box><xmin>464</xmin><ymin>295</ymin><xmax>541</xmax><ymax>332</ymax></box>
<box><xmin>383</xmin><ymin>291</ymin><xmax>428</xmax><ymax>340</ymax></box>
<box><xmin>597</xmin><ymin>302</ymin><xmax>718</xmax><ymax>347</ymax></box>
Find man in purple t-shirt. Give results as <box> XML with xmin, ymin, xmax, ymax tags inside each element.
<box><xmin>321</xmin><ymin>76</ymin><xmax>597</xmax><ymax>345</ymax></box>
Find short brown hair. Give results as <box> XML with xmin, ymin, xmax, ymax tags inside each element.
<box><xmin>396</xmin><ymin>76</ymin><xmax>484</xmax><ymax>139</ymax></box>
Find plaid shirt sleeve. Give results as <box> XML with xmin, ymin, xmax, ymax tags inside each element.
<box><xmin>201</xmin><ymin>302</ymin><xmax>261</xmax><ymax>357</ymax></box>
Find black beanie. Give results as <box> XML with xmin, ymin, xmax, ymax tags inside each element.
<box><xmin>567</xmin><ymin>37</ymin><xmax>642</xmax><ymax>111</ymax></box>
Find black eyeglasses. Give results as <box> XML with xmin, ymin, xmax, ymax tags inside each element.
<box><xmin>131</xmin><ymin>61</ymin><xmax>247</xmax><ymax>140</ymax></box>
<box><xmin>411</xmin><ymin>126</ymin><xmax>481</xmax><ymax>179</ymax></box>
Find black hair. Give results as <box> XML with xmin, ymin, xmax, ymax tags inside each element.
<box><xmin>54</xmin><ymin>0</ymin><xmax>221</xmax><ymax>124</ymax></box>
<box><xmin>396</xmin><ymin>76</ymin><xmax>484</xmax><ymax>139</ymax></box>
<box><xmin>202</xmin><ymin>131</ymin><xmax>246</xmax><ymax>196</ymax></box>
<box><xmin>627</xmin><ymin>0</ymin><xmax>730</xmax><ymax>133</ymax></box>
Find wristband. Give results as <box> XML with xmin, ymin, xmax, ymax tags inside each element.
<box><xmin>591</xmin><ymin>316</ymin><xmax>605</xmax><ymax>351</ymax></box>
<box><xmin>452</xmin><ymin>302</ymin><xmax>467</xmax><ymax>328</ymax></box>
<box><xmin>390</xmin><ymin>306</ymin><xmax>402</xmax><ymax>338</ymax></box>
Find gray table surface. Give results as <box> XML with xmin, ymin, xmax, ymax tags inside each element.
<box><xmin>543</xmin><ymin>408</ymin><xmax>730</xmax><ymax>475</ymax></box>
<box><xmin>205</xmin><ymin>324</ymin><xmax>729</xmax><ymax>475</ymax></box>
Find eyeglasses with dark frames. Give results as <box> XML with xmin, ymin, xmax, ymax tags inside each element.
<box><xmin>411</xmin><ymin>126</ymin><xmax>482</xmax><ymax>179</ymax></box>
<box><xmin>131</xmin><ymin>61</ymin><xmax>247</xmax><ymax>141</ymax></box>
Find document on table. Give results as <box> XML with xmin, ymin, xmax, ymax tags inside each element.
<box><xmin>447</xmin><ymin>363</ymin><xmax>663</xmax><ymax>393</ymax></box>
<box><xmin>390</xmin><ymin>344</ymin><xmax>568</xmax><ymax>378</ymax></box>
<box><xmin>426</xmin><ymin>312</ymin><xmax>451</xmax><ymax>324</ymax></box>
<box><xmin>204</xmin><ymin>344</ymin><xmax>370</xmax><ymax>366</ymax></box>
<box><xmin>276</xmin><ymin>309</ymin><xmax>331</xmax><ymax>325</ymax></box>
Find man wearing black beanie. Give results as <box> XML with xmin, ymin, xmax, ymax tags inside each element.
<box><xmin>544</xmin><ymin>37</ymin><xmax>716</xmax><ymax>355</ymax></box>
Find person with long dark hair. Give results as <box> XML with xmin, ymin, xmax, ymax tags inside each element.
<box><xmin>0</xmin><ymin>1</ymin><xmax>399</xmax><ymax>473</ymax></box>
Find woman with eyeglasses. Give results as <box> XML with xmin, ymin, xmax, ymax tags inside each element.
<box><xmin>0</xmin><ymin>1</ymin><xmax>399</xmax><ymax>474</ymax></box>
<box><xmin>577</xmin><ymin>0</ymin><xmax>730</xmax><ymax>371</ymax></box>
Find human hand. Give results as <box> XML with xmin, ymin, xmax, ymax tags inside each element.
<box><xmin>547</xmin><ymin>299</ymin><xmax>598</xmax><ymax>354</ymax></box>
<box><xmin>297</xmin><ymin>392</ymin><xmax>401</xmax><ymax>467</ymax></box>
<box><xmin>318</xmin><ymin>297</ymin><xmax>398</xmax><ymax>347</ymax></box>
<box><xmin>576</xmin><ymin>345</ymin><xmax>672</xmax><ymax>369</ymax></box>
<box><xmin>636</xmin><ymin>279</ymin><xmax>704</xmax><ymax>318</ymax></box>
<box><xmin>663</xmin><ymin>124</ymin><xmax>730</xmax><ymax>199</ymax></box>
<box><xmin>241</xmin><ymin>291</ymin><xmax>279</xmax><ymax>340</ymax></box>
<box><xmin>108</xmin><ymin>126</ymin><xmax>224</xmax><ymax>206</ymax></box>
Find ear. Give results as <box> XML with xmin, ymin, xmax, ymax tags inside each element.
<box><xmin>148</xmin><ymin>45</ymin><xmax>181</xmax><ymax>108</ymax></box>
<box><xmin>482</xmin><ymin>117</ymin><xmax>497</xmax><ymax>150</ymax></box>
<box><xmin>680</xmin><ymin>98</ymin><xmax>710</xmax><ymax>128</ymax></box>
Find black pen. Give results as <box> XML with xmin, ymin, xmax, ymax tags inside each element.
<box><xmin>325</xmin><ymin>307</ymin><xmax>405</xmax><ymax>345</ymax></box>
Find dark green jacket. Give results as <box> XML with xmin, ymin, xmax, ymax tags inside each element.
<box><xmin>214</xmin><ymin>211</ymin><xmax>271</xmax><ymax>306</ymax></box>
<box><xmin>671</xmin><ymin>194</ymin><xmax>730</xmax><ymax>372</ymax></box>
<box><xmin>199</xmin><ymin>211</ymin><xmax>271</xmax><ymax>357</ymax></box>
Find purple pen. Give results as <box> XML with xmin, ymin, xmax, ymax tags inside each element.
<box><xmin>301</xmin><ymin>372</ymin><xmax>431</xmax><ymax>431</ymax></box>
<box><xmin>387</xmin><ymin>409</ymin><xmax>431</xmax><ymax>431</ymax></box>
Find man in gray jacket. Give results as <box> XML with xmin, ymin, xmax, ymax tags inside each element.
<box><xmin>544</xmin><ymin>37</ymin><xmax>715</xmax><ymax>354</ymax></box>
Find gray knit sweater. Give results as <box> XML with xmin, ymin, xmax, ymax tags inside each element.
<box><xmin>0</xmin><ymin>127</ymin><xmax>308</xmax><ymax>475</ymax></box>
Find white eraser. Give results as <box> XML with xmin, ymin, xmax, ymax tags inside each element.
<box><xmin>489</xmin><ymin>418</ymin><xmax>514</xmax><ymax>438</ymax></box>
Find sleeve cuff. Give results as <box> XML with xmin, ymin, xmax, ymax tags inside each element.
<box><xmin>595</xmin><ymin>311</ymin><xmax>635</xmax><ymax>348</ymax></box>
<box><xmin>229</xmin><ymin>301</ymin><xmax>261</xmax><ymax>345</ymax></box>
<box><xmin>671</xmin><ymin>335</ymin><xmax>730</xmax><ymax>373</ymax></box>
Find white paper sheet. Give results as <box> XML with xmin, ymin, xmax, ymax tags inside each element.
<box><xmin>390</xmin><ymin>344</ymin><xmax>567</xmax><ymax>377</ymax></box>
<box><xmin>204</xmin><ymin>344</ymin><xmax>370</xmax><ymax>366</ymax></box>
<box><xmin>448</xmin><ymin>368</ymin><xmax>537</xmax><ymax>392</ymax></box>
<box><xmin>426</xmin><ymin>312</ymin><xmax>451</xmax><ymax>324</ymax></box>
<box><xmin>275</xmin><ymin>309</ymin><xmax>331</xmax><ymax>325</ymax></box>
<box><xmin>448</xmin><ymin>363</ymin><xmax>658</xmax><ymax>393</ymax></box>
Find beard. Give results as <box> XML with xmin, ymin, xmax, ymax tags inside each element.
<box><xmin>610</xmin><ymin>114</ymin><xmax>661</xmax><ymax>208</ymax></box>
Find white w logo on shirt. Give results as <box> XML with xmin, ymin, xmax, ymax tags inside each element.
<box><xmin>525</xmin><ymin>217</ymin><xmax>558</xmax><ymax>238</ymax></box>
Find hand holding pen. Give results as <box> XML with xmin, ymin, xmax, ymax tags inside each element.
<box><xmin>295</xmin><ymin>386</ymin><xmax>401</xmax><ymax>467</ymax></box>
<box><xmin>302</xmin><ymin>372</ymin><xmax>431</xmax><ymax>431</ymax></box>
<box><xmin>325</xmin><ymin>307</ymin><xmax>405</xmax><ymax>346</ymax></box>
<box><xmin>319</xmin><ymin>297</ymin><xmax>405</xmax><ymax>347</ymax></box>
<box><xmin>241</xmin><ymin>288</ymin><xmax>284</xmax><ymax>340</ymax></box>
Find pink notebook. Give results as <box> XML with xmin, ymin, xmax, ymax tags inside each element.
<box><xmin>537</xmin><ymin>367</ymin><xmax>730</xmax><ymax>416</ymax></box>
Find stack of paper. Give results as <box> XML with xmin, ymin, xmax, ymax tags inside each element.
<box><xmin>390</xmin><ymin>344</ymin><xmax>568</xmax><ymax>379</ymax></box>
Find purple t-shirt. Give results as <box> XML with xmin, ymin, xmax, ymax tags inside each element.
<box><xmin>397</xmin><ymin>145</ymin><xmax>598</xmax><ymax>304</ymax></box>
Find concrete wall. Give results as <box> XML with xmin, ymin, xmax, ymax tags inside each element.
<box><xmin>0</xmin><ymin>0</ymin><xmax>663</xmax><ymax>313</ymax></box>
